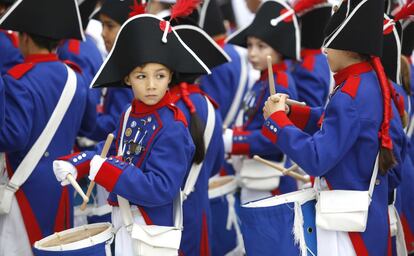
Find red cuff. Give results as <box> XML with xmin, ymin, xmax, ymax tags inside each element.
<box><xmin>262</xmin><ymin>125</ymin><xmax>278</xmax><ymax>143</ymax></box>
<box><xmin>58</xmin><ymin>153</ymin><xmax>90</xmax><ymax>180</ymax></box>
<box><xmin>270</xmin><ymin>110</ymin><xmax>294</xmax><ymax>128</ymax></box>
<box><xmin>232</xmin><ymin>143</ymin><xmax>250</xmax><ymax>155</ymax></box>
<box><xmin>288</xmin><ymin>105</ymin><xmax>310</xmax><ymax>130</ymax></box>
<box><xmin>94</xmin><ymin>161</ymin><xmax>123</xmax><ymax>192</ymax></box>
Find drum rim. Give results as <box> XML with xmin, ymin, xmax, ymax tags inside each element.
<box><xmin>243</xmin><ymin>188</ymin><xmax>316</xmax><ymax>208</ymax></box>
<box><xmin>33</xmin><ymin>222</ymin><xmax>114</xmax><ymax>251</ymax></box>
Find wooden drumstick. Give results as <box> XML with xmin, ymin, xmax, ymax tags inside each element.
<box><xmin>66</xmin><ymin>173</ymin><xmax>89</xmax><ymax>202</ymax></box>
<box><xmin>80</xmin><ymin>134</ymin><xmax>114</xmax><ymax>211</ymax></box>
<box><xmin>266</xmin><ymin>56</ymin><xmax>306</xmax><ymax>107</ymax></box>
<box><xmin>253</xmin><ymin>155</ymin><xmax>310</xmax><ymax>183</ymax></box>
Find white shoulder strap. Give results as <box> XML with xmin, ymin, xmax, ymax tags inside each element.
<box><xmin>117</xmin><ymin>106</ymin><xmax>132</xmax><ymax>156</ymax></box>
<box><xmin>315</xmin><ymin>152</ymin><xmax>379</xmax><ymax>198</ymax></box>
<box><xmin>6</xmin><ymin>65</ymin><xmax>77</xmax><ymax>193</ymax></box>
<box><xmin>223</xmin><ymin>47</ymin><xmax>248</xmax><ymax>127</ymax></box>
<box><xmin>182</xmin><ymin>96</ymin><xmax>216</xmax><ymax>199</ymax></box>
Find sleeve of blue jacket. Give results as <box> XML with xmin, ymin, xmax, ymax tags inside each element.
<box><xmin>0</xmin><ymin>77</ymin><xmax>4</xmax><ymax>130</ymax></box>
<box><xmin>93</xmin><ymin>122</ymin><xmax>194</xmax><ymax>207</ymax></box>
<box><xmin>0</xmin><ymin>33</ymin><xmax>23</xmax><ymax>75</ymax></box>
<box><xmin>261</xmin><ymin>91</ymin><xmax>360</xmax><ymax>176</ymax></box>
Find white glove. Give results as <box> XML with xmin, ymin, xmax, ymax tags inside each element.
<box><xmin>89</xmin><ymin>155</ymin><xmax>106</xmax><ymax>181</ymax></box>
<box><xmin>53</xmin><ymin>160</ymin><xmax>77</xmax><ymax>186</ymax></box>
<box><xmin>223</xmin><ymin>128</ymin><xmax>233</xmax><ymax>154</ymax></box>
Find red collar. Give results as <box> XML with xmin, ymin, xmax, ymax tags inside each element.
<box><xmin>24</xmin><ymin>53</ymin><xmax>59</xmax><ymax>64</ymax></box>
<box><xmin>260</xmin><ymin>62</ymin><xmax>288</xmax><ymax>81</ymax></box>
<box><xmin>334</xmin><ymin>62</ymin><xmax>372</xmax><ymax>86</ymax></box>
<box><xmin>214</xmin><ymin>36</ymin><xmax>227</xmax><ymax>48</ymax></box>
<box><xmin>301</xmin><ymin>48</ymin><xmax>322</xmax><ymax>57</ymax></box>
<box><xmin>131</xmin><ymin>92</ymin><xmax>174</xmax><ymax>115</ymax></box>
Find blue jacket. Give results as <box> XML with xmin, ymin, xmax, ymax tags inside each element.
<box><xmin>170</xmin><ymin>84</ymin><xmax>224</xmax><ymax>256</ymax></box>
<box><xmin>291</xmin><ymin>50</ymin><xmax>331</xmax><ymax>107</ymax></box>
<box><xmin>0</xmin><ymin>30</ymin><xmax>23</xmax><ymax>74</ymax></box>
<box><xmin>262</xmin><ymin>62</ymin><xmax>407</xmax><ymax>255</ymax></box>
<box><xmin>1</xmin><ymin>53</ymin><xmax>88</xmax><ymax>245</ymax></box>
<box><xmin>200</xmin><ymin>44</ymin><xmax>249</xmax><ymax>125</ymax></box>
<box><xmin>63</xmin><ymin>93</ymin><xmax>195</xmax><ymax>226</ymax></box>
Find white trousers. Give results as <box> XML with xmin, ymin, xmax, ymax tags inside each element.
<box><xmin>316</xmin><ymin>227</ymin><xmax>356</xmax><ymax>256</ymax></box>
<box><xmin>0</xmin><ymin>196</ymin><xmax>32</xmax><ymax>256</ymax></box>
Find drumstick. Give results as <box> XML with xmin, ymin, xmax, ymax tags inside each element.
<box><xmin>266</xmin><ymin>56</ymin><xmax>306</xmax><ymax>107</ymax></box>
<box><xmin>253</xmin><ymin>155</ymin><xmax>310</xmax><ymax>183</ymax></box>
<box><xmin>80</xmin><ymin>134</ymin><xmax>114</xmax><ymax>211</ymax></box>
<box><xmin>66</xmin><ymin>173</ymin><xmax>89</xmax><ymax>202</ymax></box>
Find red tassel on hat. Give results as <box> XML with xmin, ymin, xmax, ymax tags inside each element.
<box><xmin>393</xmin><ymin>2</ymin><xmax>414</xmax><ymax>22</ymax></box>
<box><xmin>179</xmin><ymin>82</ymin><xmax>196</xmax><ymax>114</ymax></box>
<box><xmin>128</xmin><ymin>0</ymin><xmax>147</xmax><ymax>18</ymax></box>
<box><xmin>293</xmin><ymin>0</ymin><xmax>326</xmax><ymax>14</ymax></box>
<box><xmin>170</xmin><ymin>0</ymin><xmax>200</xmax><ymax>20</ymax></box>
<box><xmin>371</xmin><ymin>57</ymin><xmax>393</xmax><ymax>150</ymax></box>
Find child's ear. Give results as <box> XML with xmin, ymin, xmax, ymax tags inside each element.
<box><xmin>124</xmin><ymin>75</ymin><xmax>131</xmax><ymax>86</ymax></box>
<box><xmin>168</xmin><ymin>72</ymin><xmax>173</xmax><ymax>84</ymax></box>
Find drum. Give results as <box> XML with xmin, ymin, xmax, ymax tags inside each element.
<box><xmin>240</xmin><ymin>188</ymin><xmax>317</xmax><ymax>256</ymax></box>
<box><xmin>208</xmin><ymin>175</ymin><xmax>244</xmax><ymax>256</ymax></box>
<box><xmin>33</xmin><ymin>222</ymin><xmax>114</xmax><ymax>256</ymax></box>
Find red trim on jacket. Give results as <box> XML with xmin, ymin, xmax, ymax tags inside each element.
<box><xmin>341</xmin><ymin>75</ymin><xmax>361</xmax><ymax>99</ymax></box>
<box><xmin>301</xmin><ymin>49</ymin><xmax>322</xmax><ymax>72</ymax></box>
<box><xmin>0</xmin><ymin>29</ymin><xmax>19</xmax><ymax>48</ymax></box>
<box><xmin>262</xmin><ymin>124</ymin><xmax>278</xmax><ymax>143</ymax></box>
<box><xmin>401</xmin><ymin>214</ymin><xmax>414</xmax><ymax>252</ymax></box>
<box><xmin>348</xmin><ymin>232</ymin><xmax>369</xmax><ymax>256</ymax></box>
<box><xmin>288</xmin><ymin>105</ymin><xmax>311</xmax><ymax>130</ymax></box>
<box><xmin>269</xmin><ymin>110</ymin><xmax>294</xmax><ymax>128</ymax></box>
<box><xmin>232</xmin><ymin>129</ymin><xmax>251</xmax><ymax>155</ymax></box>
<box><xmin>54</xmin><ymin>187</ymin><xmax>71</xmax><ymax>232</ymax></box>
<box><xmin>200</xmin><ymin>211</ymin><xmax>211</xmax><ymax>256</ymax></box>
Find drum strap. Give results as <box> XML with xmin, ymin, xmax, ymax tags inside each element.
<box><xmin>1</xmin><ymin>66</ymin><xmax>77</xmax><ymax>213</ymax></box>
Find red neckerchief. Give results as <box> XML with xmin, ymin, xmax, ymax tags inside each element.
<box><xmin>333</xmin><ymin>61</ymin><xmax>372</xmax><ymax>86</ymax></box>
<box><xmin>24</xmin><ymin>53</ymin><xmax>60</xmax><ymax>63</ymax></box>
<box><xmin>131</xmin><ymin>92</ymin><xmax>174</xmax><ymax>115</ymax></box>
<box><xmin>259</xmin><ymin>62</ymin><xmax>288</xmax><ymax>81</ymax></box>
<box><xmin>301</xmin><ymin>48</ymin><xmax>322</xmax><ymax>58</ymax></box>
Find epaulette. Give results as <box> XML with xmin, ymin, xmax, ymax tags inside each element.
<box><xmin>302</xmin><ymin>55</ymin><xmax>315</xmax><ymax>72</ymax></box>
<box><xmin>186</xmin><ymin>84</ymin><xmax>220</xmax><ymax>109</ymax></box>
<box><xmin>68</xmin><ymin>39</ymin><xmax>80</xmax><ymax>55</ymax></box>
<box><xmin>167</xmin><ymin>104</ymin><xmax>188</xmax><ymax>127</ymax></box>
<box><xmin>7</xmin><ymin>63</ymin><xmax>35</xmax><ymax>80</ymax></box>
<box><xmin>340</xmin><ymin>75</ymin><xmax>361</xmax><ymax>99</ymax></box>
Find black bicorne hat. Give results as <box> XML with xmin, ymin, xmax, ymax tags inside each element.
<box><xmin>323</xmin><ymin>0</ymin><xmax>384</xmax><ymax>57</ymax></box>
<box><xmin>402</xmin><ymin>20</ymin><xmax>414</xmax><ymax>56</ymax></box>
<box><xmin>79</xmin><ymin>0</ymin><xmax>99</xmax><ymax>30</ymax></box>
<box><xmin>0</xmin><ymin>0</ymin><xmax>84</xmax><ymax>40</ymax></box>
<box><xmin>297</xmin><ymin>2</ymin><xmax>332</xmax><ymax>49</ymax></box>
<box><xmin>98</xmin><ymin>0</ymin><xmax>134</xmax><ymax>25</ymax></box>
<box><xmin>174</xmin><ymin>24</ymin><xmax>230</xmax><ymax>69</ymax></box>
<box><xmin>0</xmin><ymin>0</ymin><xmax>15</xmax><ymax>5</ymax></box>
<box><xmin>226</xmin><ymin>0</ymin><xmax>300</xmax><ymax>60</ymax></box>
<box><xmin>381</xmin><ymin>14</ymin><xmax>403</xmax><ymax>84</ymax></box>
<box><xmin>198</xmin><ymin>0</ymin><xmax>226</xmax><ymax>37</ymax></box>
<box><xmin>91</xmin><ymin>14</ymin><xmax>210</xmax><ymax>88</ymax></box>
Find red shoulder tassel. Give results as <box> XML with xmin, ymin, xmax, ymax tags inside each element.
<box><xmin>394</xmin><ymin>2</ymin><xmax>414</xmax><ymax>22</ymax></box>
<box><xmin>179</xmin><ymin>82</ymin><xmax>196</xmax><ymax>114</ymax></box>
<box><xmin>371</xmin><ymin>57</ymin><xmax>393</xmax><ymax>150</ymax></box>
<box><xmin>128</xmin><ymin>0</ymin><xmax>147</xmax><ymax>18</ymax></box>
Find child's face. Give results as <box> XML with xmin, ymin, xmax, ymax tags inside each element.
<box><xmin>125</xmin><ymin>63</ymin><xmax>172</xmax><ymax>105</ymax></box>
<box><xmin>100</xmin><ymin>14</ymin><xmax>121</xmax><ymax>52</ymax></box>
<box><xmin>247</xmin><ymin>36</ymin><xmax>281</xmax><ymax>71</ymax></box>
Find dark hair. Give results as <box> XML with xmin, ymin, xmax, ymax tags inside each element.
<box><xmin>27</xmin><ymin>33</ymin><xmax>60</xmax><ymax>52</ymax></box>
<box><xmin>179</xmin><ymin>82</ymin><xmax>205</xmax><ymax>164</ymax></box>
<box><xmin>401</xmin><ymin>56</ymin><xmax>412</xmax><ymax>96</ymax></box>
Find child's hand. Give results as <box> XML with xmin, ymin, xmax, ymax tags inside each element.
<box><xmin>263</xmin><ymin>93</ymin><xmax>289</xmax><ymax>119</ymax></box>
